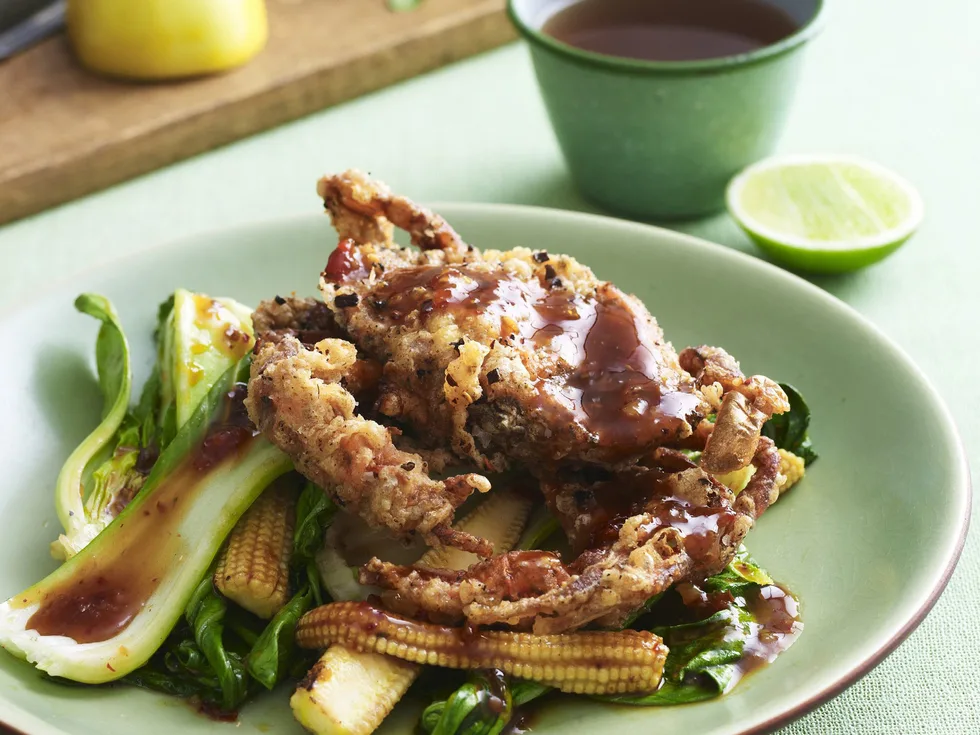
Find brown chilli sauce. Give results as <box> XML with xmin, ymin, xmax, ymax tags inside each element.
<box><xmin>23</xmin><ymin>386</ymin><xmax>257</xmax><ymax>644</ymax></box>
<box><xmin>668</xmin><ymin>581</ymin><xmax>803</xmax><ymax>692</ymax></box>
<box><xmin>557</xmin><ymin>469</ymin><xmax>737</xmax><ymax>560</ymax></box>
<box><xmin>362</xmin><ymin>262</ymin><xmax>701</xmax><ymax>452</ymax></box>
<box><xmin>323</xmin><ymin>237</ymin><xmax>371</xmax><ymax>284</ymax></box>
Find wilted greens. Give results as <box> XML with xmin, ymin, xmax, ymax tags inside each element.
<box><xmin>763</xmin><ymin>383</ymin><xmax>818</xmax><ymax>465</ymax></box>
<box><xmin>602</xmin><ymin>548</ymin><xmax>791</xmax><ymax>707</ymax></box>
<box><xmin>420</xmin><ymin>671</ymin><xmax>551</xmax><ymax>735</ymax></box>
<box><xmin>53</xmin><ymin>295</ymin><xmax>135</xmax><ymax>559</ymax></box>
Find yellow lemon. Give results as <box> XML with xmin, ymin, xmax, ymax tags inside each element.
<box><xmin>67</xmin><ymin>0</ymin><xmax>268</xmax><ymax>80</ymax></box>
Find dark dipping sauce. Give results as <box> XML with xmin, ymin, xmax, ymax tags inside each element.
<box><xmin>542</xmin><ymin>0</ymin><xmax>799</xmax><ymax>62</ymax></box>
<box><xmin>363</xmin><ymin>263</ymin><xmax>700</xmax><ymax>451</ymax></box>
<box><xmin>23</xmin><ymin>386</ymin><xmax>256</xmax><ymax>644</ymax></box>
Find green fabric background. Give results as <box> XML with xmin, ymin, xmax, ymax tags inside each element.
<box><xmin>1</xmin><ymin>0</ymin><xmax>977</xmax><ymax>731</ymax></box>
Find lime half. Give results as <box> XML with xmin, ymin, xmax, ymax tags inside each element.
<box><xmin>727</xmin><ymin>154</ymin><xmax>924</xmax><ymax>273</ymax></box>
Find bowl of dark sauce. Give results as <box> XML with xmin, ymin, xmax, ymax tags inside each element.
<box><xmin>509</xmin><ymin>0</ymin><xmax>825</xmax><ymax>219</ymax></box>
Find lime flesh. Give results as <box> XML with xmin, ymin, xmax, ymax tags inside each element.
<box><xmin>727</xmin><ymin>155</ymin><xmax>924</xmax><ymax>273</ymax></box>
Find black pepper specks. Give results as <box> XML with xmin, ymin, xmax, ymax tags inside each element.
<box><xmin>486</xmin><ymin>369</ymin><xmax>500</xmax><ymax>385</ymax></box>
<box><xmin>334</xmin><ymin>293</ymin><xmax>359</xmax><ymax>308</ymax></box>
<box><xmin>446</xmin><ymin>374</ymin><xmax>458</xmax><ymax>387</ymax></box>
<box><xmin>452</xmin><ymin>339</ymin><xmax>465</xmax><ymax>351</ymax></box>
<box><xmin>420</xmin><ymin>299</ymin><xmax>434</xmax><ymax>315</ymax></box>
<box><xmin>544</xmin><ymin>264</ymin><xmax>557</xmax><ymax>281</ymax></box>
<box><xmin>551</xmin><ymin>278</ymin><xmax>563</xmax><ymax>290</ymax></box>
<box><xmin>274</xmin><ymin>295</ymin><xmax>286</xmax><ymax>305</ymax></box>
<box><xmin>534</xmin><ymin>251</ymin><xmax>549</xmax><ymax>262</ymax></box>
<box><xmin>401</xmin><ymin>461</ymin><xmax>416</xmax><ymax>471</ymax></box>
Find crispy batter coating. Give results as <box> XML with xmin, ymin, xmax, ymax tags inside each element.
<box><xmin>253</xmin><ymin>296</ymin><xmax>338</xmax><ymax>335</ymax></box>
<box><xmin>317</xmin><ymin>171</ymin><xmax>715</xmax><ymax>470</ymax></box>
<box><xmin>245</xmin><ymin>336</ymin><xmax>492</xmax><ymax>556</ymax></box>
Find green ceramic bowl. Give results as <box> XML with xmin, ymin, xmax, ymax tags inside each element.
<box><xmin>0</xmin><ymin>206</ymin><xmax>969</xmax><ymax>734</ymax></box>
<box><xmin>509</xmin><ymin>0</ymin><xmax>826</xmax><ymax>220</ymax></box>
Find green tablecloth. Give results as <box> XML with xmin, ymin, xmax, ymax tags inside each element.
<box><xmin>1</xmin><ymin>0</ymin><xmax>977</xmax><ymax>731</ymax></box>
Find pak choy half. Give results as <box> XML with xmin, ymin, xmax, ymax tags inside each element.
<box><xmin>0</xmin><ymin>292</ymin><xmax>292</xmax><ymax>684</ymax></box>
<box><xmin>52</xmin><ymin>289</ymin><xmax>256</xmax><ymax>559</ymax></box>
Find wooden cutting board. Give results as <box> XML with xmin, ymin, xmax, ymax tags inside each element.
<box><xmin>0</xmin><ymin>0</ymin><xmax>514</xmax><ymax>225</ymax></box>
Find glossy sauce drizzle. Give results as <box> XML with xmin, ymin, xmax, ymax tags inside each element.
<box><xmin>25</xmin><ymin>387</ymin><xmax>256</xmax><ymax>644</ymax></box>
<box><xmin>675</xmin><ymin>580</ymin><xmax>803</xmax><ymax>691</ymax></box>
<box><xmin>560</xmin><ymin>469</ymin><xmax>736</xmax><ymax>558</ymax></box>
<box><xmin>736</xmin><ymin>584</ymin><xmax>803</xmax><ymax>685</ymax></box>
<box><xmin>368</xmin><ymin>264</ymin><xmax>700</xmax><ymax>449</ymax></box>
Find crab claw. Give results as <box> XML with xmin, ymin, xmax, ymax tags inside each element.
<box><xmin>317</xmin><ymin>169</ymin><xmax>468</xmax><ymax>258</ymax></box>
<box><xmin>679</xmin><ymin>345</ymin><xmax>789</xmax><ymax>474</ymax></box>
<box><xmin>701</xmin><ymin>391</ymin><xmax>768</xmax><ymax>474</ymax></box>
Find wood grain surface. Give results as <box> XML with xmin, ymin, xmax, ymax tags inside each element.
<box><xmin>0</xmin><ymin>0</ymin><xmax>514</xmax><ymax>225</ymax></box>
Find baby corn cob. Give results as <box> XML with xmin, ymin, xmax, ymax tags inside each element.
<box><xmin>776</xmin><ymin>449</ymin><xmax>806</xmax><ymax>492</ymax></box>
<box><xmin>290</xmin><ymin>489</ymin><xmax>532</xmax><ymax>735</ymax></box>
<box><xmin>297</xmin><ymin>601</ymin><xmax>667</xmax><ymax>696</ymax></box>
<box><xmin>214</xmin><ymin>480</ymin><xmax>297</xmax><ymax>619</ymax></box>
<box><xmin>291</xmin><ymin>646</ymin><xmax>418</xmax><ymax>735</ymax></box>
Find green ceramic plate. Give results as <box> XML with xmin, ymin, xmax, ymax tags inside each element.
<box><xmin>0</xmin><ymin>206</ymin><xmax>969</xmax><ymax>735</ymax></box>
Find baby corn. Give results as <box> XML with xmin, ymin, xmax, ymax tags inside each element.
<box><xmin>297</xmin><ymin>601</ymin><xmax>667</xmax><ymax>696</ymax></box>
<box><xmin>776</xmin><ymin>449</ymin><xmax>806</xmax><ymax>492</ymax></box>
<box><xmin>214</xmin><ymin>480</ymin><xmax>297</xmax><ymax>619</ymax></box>
<box><xmin>290</xmin><ymin>489</ymin><xmax>532</xmax><ymax>735</ymax></box>
<box><xmin>290</xmin><ymin>646</ymin><xmax>418</xmax><ymax>735</ymax></box>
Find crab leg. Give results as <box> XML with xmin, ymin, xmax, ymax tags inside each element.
<box><xmin>245</xmin><ymin>335</ymin><xmax>492</xmax><ymax>557</ymax></box>
<box><xmin>362</xmin><ymin>440</ymin><xmax>783</xmax><ymax>634</ymax></box>
<box><xmin>317</xmin><ymin>169</ymin><xmax>469</xmax><ymax>259</ymax></box>
<box><xmin>679</xmin><ymin>345</ymin><xmax>789</xmax><ymax>474</ymax></box>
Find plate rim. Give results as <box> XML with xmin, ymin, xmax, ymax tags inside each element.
<box><xmin>0</xmin><ymin>204</ymin><xmax>971</xmax><ymax>735</ymax></box>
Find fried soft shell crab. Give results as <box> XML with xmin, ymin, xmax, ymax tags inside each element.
<box><xmin>244</xmin><ymin>169</ymin><xmax>792</xmax><ymax>636</ymax></box>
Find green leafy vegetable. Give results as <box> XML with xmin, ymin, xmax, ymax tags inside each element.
<box><xmin>246</xmin><ymin>586</ymin><xmax>313</xmax><ymax>690</ymax></box>
<box><xmin>600</xmin><ymin>548</ymin><xmax>783</xmax><ymax>707</ymax></box>
<box><xmin>762</xmin><ymin>383</ymin><xmax>817</xmax><ymax>465</ymax></box>
<box><xmin>619</xmin><ymin>591</ymin><xmax>666</xmax><ymax>629</ymax></box>
<box><xmin>517</xmin><ymin>506</ymin><xmax>561</xmax><ymax>551</ymax></box>
<box><xmin>125</xmin><ymin>598</ymin><xmax>261</xmax><ymax>709</ymax></box>
<box><xmin>293</xmin><ymin>481</ymin><xmax>337</xmax><ymax>605</ymax></box>
<box><xmin>53</xmin><ymin>291</ymin><xmax>256</xmax><ymax>560</ymax></box>
<box><xmin>703</xmin><ymin>546</ymin><xmax>773</xmax><ymax>597</ymax></box>
<box><xmin>605</xmin><ymin>606</ymin><xmax>751</xmax><ymax>706</ymax></box>
<box><xmin>421</xmin><ymin>671</ymin><xmax>514</xmax><ymax>735</ymax></box>
<box><xmin>127</xmin><ymin>474</ymin><xmax>337</xmax><ymax>702</ymax></box>
<box><xmin>168</xmin><ymin>289</ymin><xmax>254</xmax><ymax>428</ymax></box>
<box><xmin>511</xmin><ymin>679</ymin><xmax>551</xmax><ymax>707</ymax></box>
<box><xmin>0</xmin><ymin>358</ymin><xmax>293</xmax><ymax>684</ymax></box>
<box><xmin>420</xmin><ymin>674</ymin><xmax>551</xmax><ymax>735</ymax></box>
<box><xmin>599</xmin><ymin>547</ymin><xmax>773</xmax><ymax>706</ymax></box>
<box><xmin>53</xmin><ymin>294</ymin><xmax>134</xmax><ymax>558</ymax></box>
<box><xmin>237</xmin><ymin>482</ymin><xmax>338</xmax><ymax>692</ymax></box>
<box><xmin>185</xmin><ymin>577</ymin><xmax>250</xmax><ymax>711</ymax></box>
